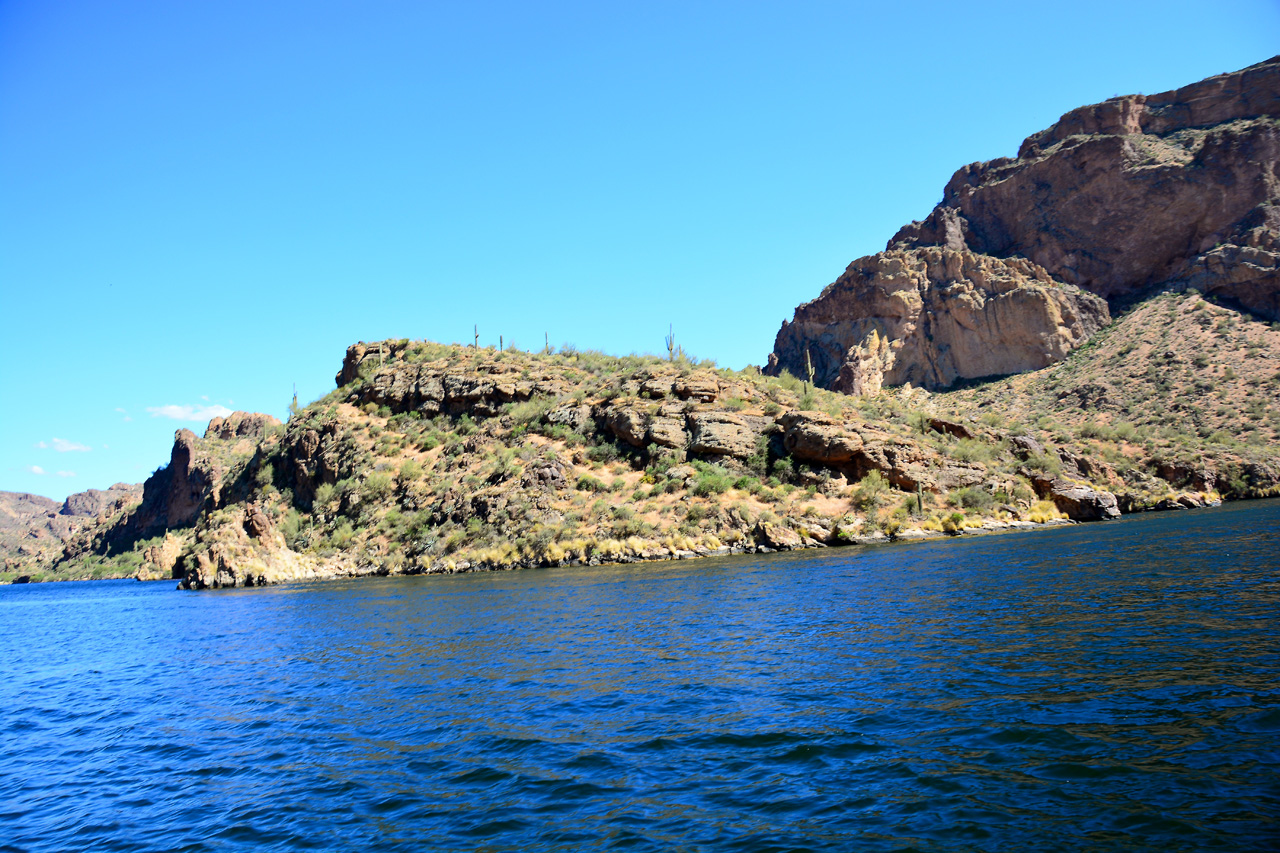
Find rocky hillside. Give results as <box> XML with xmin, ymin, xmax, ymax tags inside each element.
<box><xmin>1</xmin><ymin>484</ymin><xmax>141</xmax><ymax>579</ymax></box>
<box><xmin>4</xmin><ymin>59</ymin><xmax>1277</xmax><ymax>589</ymax></box>
<box><xmin>770</xmin><ymin>56</ymin><xmax>1280</xmax><ymax>390</ymax></box>
<box><xmin>6</xmin><ymin>333</ymin><xmax>1276</xmax><ymax>588</ymax></box>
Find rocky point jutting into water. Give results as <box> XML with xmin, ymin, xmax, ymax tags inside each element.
<box><xmin>768</xmin><ymin>56</ymin><xmax>1280</xmax><ymax>391</ymax></box>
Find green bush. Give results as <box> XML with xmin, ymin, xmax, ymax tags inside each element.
<box><xmin>951</xmin><ymin>439</ymin><xmax>993</xmax><ymax>463</ymax></box>
<box><xmin>576</xmin><ymin>474</ymin><xmax>607</xmax><ymax>492</ymax></box>
<box><xmin>949</xmin><ymin>486</ymin><xmax>994</xmax><ymax>511</ymax></box>
<box><xmin>691</xmin><ymin>471</ymin><xmax>732</xmax><ymax>496</ymax></box>
<box><xmin>364</xmin><ymin>471</ymin><xmax>394</xmax><ymax>500</ymax></box>
<box><xmin>330</xmin><ymin>520</ymin><xmax>355</xmax><ymax>549</ymax></box>
<box><xmin>313</xmin><ymin>482</ymin><xmax>336</xmax><ymax>509</ymax></box>
<box><xmin>853</xmin><ymin>470</ymin><xmax>888</xmax><ymax>509</ymax></box>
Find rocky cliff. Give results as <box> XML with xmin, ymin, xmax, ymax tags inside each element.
<box><xmin>770</xmin><ymin>56</ymin><xmax>1280</xmax><ymax>390</ymax></box>
<box><xmin>6</xmin><ymin>332</ymin><xmax>1275</xmax><ymax>588</ymax></box>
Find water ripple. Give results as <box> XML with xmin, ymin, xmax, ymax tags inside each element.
<box><xmin>1</xmin><ymin>499</ymin><xmax>1277</xmax><ymax>851</ymax></box>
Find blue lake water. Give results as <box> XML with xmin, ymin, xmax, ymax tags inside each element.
<box><xmin>2</xmin><ymin>499</ymin><xmax>1278</xmax><ymax>852</ymax></box>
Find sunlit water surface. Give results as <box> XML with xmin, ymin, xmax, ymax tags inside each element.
<box><xmin>2</xmin><ymin>500</ymin><xmax>1278</xmax><ymax>852</ymax></box>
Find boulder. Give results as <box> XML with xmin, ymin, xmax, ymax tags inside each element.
<box><xmin>1009</xmin><ymin>435</ymin><xmax>1044</xmax><ymax>460</ymax></box>
<box><xmin>754</xmin><ymin>521</ymin><xmax>803</xmax><ymax>550</ymax></box>
<box><xmin>646</xmin><ymin>416</ymin><xmax>688</xmax><ymax>450</ymax></box>
<box><xmin>779</xmin><ymin>412</ymin><xmax>863</xmax><ymax>464</ymax></box>
<box><xmin>674</xmin><ymin>375</ymin><xmax>720</xmax><ymax>402</ymax></box>
<box><xmin>1032</xmin><ymin>474</ymin><xmax>1121</xmax><ymax>521</ymax></box>
<box><xmin>604</xmin><ymin>405</ymin><xmax>649</xmax><ymax>447</ymax></box>
<box><xmin>204</xmin><ymin>412</ymin><xmax>282</xmax><ymax>441</ymax></box>
<box><xmin>687</xmin><ymin>412</ymin><xmax>760</xmax><ymax>457</ymax></box>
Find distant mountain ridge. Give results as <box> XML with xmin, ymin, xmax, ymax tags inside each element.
<box><xmin>768</xmin><ymin>56</ymin><xmax>1280</xmax><ymax>392</ymax></box>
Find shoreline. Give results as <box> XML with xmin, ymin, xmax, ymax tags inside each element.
<box><xmin>6</xmin><ymin>496</ymin><xmax>1254</xmax><ymax>588</ymax></box>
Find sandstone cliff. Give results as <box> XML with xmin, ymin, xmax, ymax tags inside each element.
<box><xmin>770</xmin><ymin>56</ymin><xmax>1280</xmax><ymax>390</ymax></box>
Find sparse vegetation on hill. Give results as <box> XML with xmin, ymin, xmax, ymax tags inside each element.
<box><xmin>6</xmin><ymin>324</ymin><xmax>1275</xmax><ymax>587</ymax></box>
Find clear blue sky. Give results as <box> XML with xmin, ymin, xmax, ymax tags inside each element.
<box><xmin>2</xmin><ymin>0</ymin><xmax>1276</xmax><ymax>501</ymax></box>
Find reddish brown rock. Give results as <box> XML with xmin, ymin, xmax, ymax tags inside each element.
<box><xmin>769</xmin><ymin>56</ymin><xmax>1280</xmax><ymax>392</ymax></box>
<box><xmin>890</xmin><ymin>57</ymin><xmax>1280</xmax><ymax>314</ymax></box>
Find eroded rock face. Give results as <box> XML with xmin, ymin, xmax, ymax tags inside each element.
<box><xmin>890</xmin><ymin>58</ymin><xmax>1280</xmax><ymax>314</ymax></box>
<box><xmin>779</xmin><ymin>412</ymin><xmax>863</xmax><ymax>464</ymax></box>
<box><xmin>769</xmin><ymin>56</ymin><xmax>1280</xmax><ymax>391</ymax></box>
<box><xmin>770</xmin><ymin>248</ymin><xmax>1109</xmax><ymax>392</ymax></box>
<box><xmin>352</xmin><ymin>361</ymin><xmax>566</xmax><ymax>418</ymax></box>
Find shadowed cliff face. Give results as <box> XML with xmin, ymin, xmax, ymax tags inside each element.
<box><xmin>771</xmin><ymin>56</ymin><xmax>1280</xmax><ymax>391</ymax></box>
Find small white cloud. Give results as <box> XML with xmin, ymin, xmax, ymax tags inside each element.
<box><xmin>201</xmin><ymin>395</ymin><xmax>209</xmax><ymax>401</ymax></box>
<box><xmin>146</xmin><ymin>403</ymin><xmax>235</xmax><ymax>421</ymax></box>
<box><xmin>36</xmin><ymin>438</ymin><xmax>91</xmax><ymax>452</ymax></box>
<box><xmin>56</xmin><ymin>471</ymin><xmax>76</xmax><ymax>478</ymax></box>
<box><xmin>26</xmin><ymin>465</ymin><xmax>45</xmax><ymax>475</ymax></box>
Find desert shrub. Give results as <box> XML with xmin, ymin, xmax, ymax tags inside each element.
<box><xmin>979</xmin><ymin>411</ymin><xmax>1004</xmax><ymax>428</ymax></box>
<box><xmin>279</xmin><ymin>510</ymin><xmax>303</xmax><ymax>548</ymax></box>
<box><xmin>853</xmin><ymin>470</ymin><xmax>889</xmax><ymax>509</ymax></box>
<box><xmin>691</xmin><ymin>470</ymin><xmax>733</xmax><ymax>496</ymax></box>
<box><xmin>950</xmin><ymin>439</ymin><xmax>993</xmax><ymax>463</ymax></box>
<box><xmin>1079</xmin><ymin>422</ymin><xmax>1107</xmax><ymax>440</ymax></box>
<box><xmin>255</xmin><ymin>463</ymin><xmax>275</xmax><ymax>489</ymax></box>
<box><xmin>330</xmin><ymin>520</ymin><xmax>355</xmax><ymax>549</ymax></box>
<box><xmin>364</xmin><ymin>471</ymin><xmax>394</xmax><ymax>500</ymax></box>
<box><xmin>576</xmin><ymin>474</ymin><xmax>607</xmax><ymax>492</ymax></box>
<box><xmin>1023</xmin><ymin>452</ymin><xmax>1062</xmax><ymax>476</ymax></box>
<box><xmin>508</xmin><ymin>397</ymin><xmax>552</xmax><ymax>426</ymax></box>
<box><xmin>313</xmin><ymin>482</ymin><xmax>336</xmax><ymax>509</ymax></box>
<box><xmin>587</xmin><ymin>443</ymin><xmax>620</xmax><ymax>464</ymax></box>
<box><xmin>949</xmin><ymin>486</ymin><xmax>993</xmax><ymax>511</ymax></box>
<box><xmin>1028</xmin><ymin>500</ymin><xmax>1062</xmax><ymax>523</ymax></box>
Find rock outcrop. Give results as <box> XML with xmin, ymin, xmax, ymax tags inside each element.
<box><xmin>205</xmin><ymin>411</ymin><xmax>281</xmax><ymax>441</ymax></box>
<box><xmin>891</xmin><ymin>57</ymin><xmax>1280</xmax><ymax>314</ymax></box>
<box><xmin>1031</xmin><ymin>474</ymin><xmax>1121</xmax><ymax>521</ymax></box>
<box><xmin>58</xmin><ymin>412</ymin><xmax>279</xmax><ymax>564</ymax></box>
<box><xmin>770</xmin><ymin>56</ymin><xmax>1280</xmax><ymax>391</ymax></box>
<box><xmin>769</xmin><ymin>249</ymin><xmax>1109</xmax><ymax>392</ymax></box>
